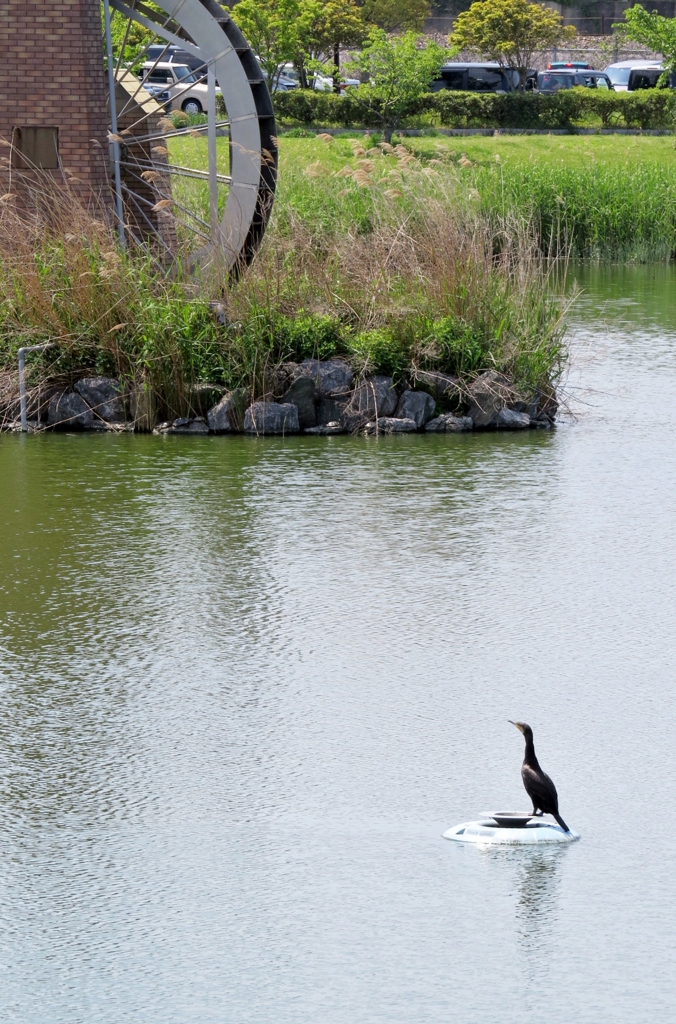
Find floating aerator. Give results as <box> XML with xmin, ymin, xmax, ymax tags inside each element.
<box><xmin>444</xmin><ymin>812</ymin><xmax>580</xmax><ymax>845</ymax></box>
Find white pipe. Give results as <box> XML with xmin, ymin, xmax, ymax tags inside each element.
<box><xmin>18</xmin><ymin>344</ymin><xmax>54</xmax><ymax>431</ymax></box>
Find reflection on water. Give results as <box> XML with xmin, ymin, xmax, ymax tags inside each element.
<box><xmin>1</xmin><ymin>265</ymin><xmax>676</xmax><ymax>1023</ymax></box>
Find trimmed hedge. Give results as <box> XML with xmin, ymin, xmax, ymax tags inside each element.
<box><xmin>274</xmin><ymin>87</ymin><xmax>676</xmax><ymax>131</ymax></box>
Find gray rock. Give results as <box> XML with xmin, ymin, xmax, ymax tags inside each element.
<box><xmin>283</xmin><ymin>376</ymin><xmax>316</xmax><ymax>429</ymax></box>
<box><xmin>395</xmin><ymin>390</ymin><xmax>436</xmax><ymax>428</ymax></box>
<box><xmin>466</xmin><ymin>371</ymin><xmax>514</xmax><ymax>428</ymax></box>
<box><xmin>207</xmin><ymin>389</ymin><xmax>248</xmax><ymax>433</ymax></box>
<box><xmin>348</xmin><ymin>375</ymin><xmax>398</xmax><ymax>420</ymax></box>
<box><xmin>189</xmin><ymin>384</ymin><xmax>226</xmax><ymax>417</ymax></box>
<box><xmin>48</xmin><ymin>391</ymin><xmax>94</xmax><ymax>429</ymax></box>
<box><xmin>304</xmin><ymin>421</ymin><xmax>345</xmax><ymax>435</ymax></box>
<box><xmin>296</xmin><ymin>359</ymin><xmax>353</xmax><ymax>397</ymax></box>
<box><xmin>364</xmin><ymin>417</ymin><xmax>418</xmax><ymax>434</ymax></box>
<box><xmin>154</xmin><ymin>417</ymin><xmax>209</xmax><ymax>435</ymax></box>
<box><xmin>412</xmin><ymin>370</ymin><xmax>461</xmax><ymax>401</ymax></box>
<box><xmin>74</xmin><ymin>377</ymin><xmax>126</xmax><ymax>422</ymax></box>
<box><xmin>317</xmin><ymin>397</ymin><xmax>347</xmax><ymax>426</ymax></box>
<box><xmin>496</xmin><ymin>408</ymin><xmax>531</xmax><ymax>430</ymax></box>
<box><xmin>244</xmin><ymin>402</ymin><xmax>300</xmax><ymax>435</ymax></box>
<box><xmin>425</xmin><ymin>414</ymin><xmax>473</xmax><ymax>432</ymax></box>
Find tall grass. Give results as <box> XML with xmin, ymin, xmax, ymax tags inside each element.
<box><xmin>0</xmin><ymin>152</ymin><xmax>568</xmax><ymax>427</ymax></box>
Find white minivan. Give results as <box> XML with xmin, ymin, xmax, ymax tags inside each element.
<box><xmin>139</xmin><ymin>62</ymin><xmax>221</xmax><ymax>114</ymax></box>
<box><xmin>603</xmin><ymin>60</ymin><xmax>662</xmax><ymax>91</ymax></box>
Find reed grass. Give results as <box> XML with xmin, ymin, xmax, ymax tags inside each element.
<box><xmin>0</xmin><ymin>151</ymin><xmax>568</xmax><ymax>427</ymax></box>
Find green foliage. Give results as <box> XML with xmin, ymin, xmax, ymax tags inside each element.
<box><xmin>346</xmin><ymin>31</ymin><xmax>446</xmax><ymax>138</ymax></box>
<box><xmin>449</xmin><ymin>0</ymin><xmax>577</xmax><ymax>86</ymax></box>
<box><xmin>273</xmin><ymin>85</ymin><xmax>676</xmax><ymax>130</ymax></box>
<box><xmin>614</xmin><ymin>5</ymin><xmax>676</xmax><ymax>78</ymax></box>
<box><xmin>231</xmin><ymin>0</ymin><xmax>303</xmax><ymax>88</ymax></box>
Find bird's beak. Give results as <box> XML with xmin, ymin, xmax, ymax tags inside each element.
<box><xmin>508</xmin><ymin>720</ymin><xmax>523</xmax><ymax>733</ymax></box>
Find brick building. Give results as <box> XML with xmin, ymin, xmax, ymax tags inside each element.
<box><xmin>0</xmin><ymin>0</ymin><xmax>110</xmax><ymax>203</ymax></box>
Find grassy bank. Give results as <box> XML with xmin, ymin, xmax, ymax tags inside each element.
<box><xmin>0</xmin><ymin>150</ymin><xmax>566</xmax><ymax>426</ymax></box>
<box><xmin>276</xmin><ymin>134</ymin><xmax>676</xmax><ymax>261</ymax></box>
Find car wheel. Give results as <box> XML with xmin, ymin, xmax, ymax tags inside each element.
<box><xmin>181</xmin><ymin>98</ymin><xmax>202</xmax><ymax>114</ymax></box>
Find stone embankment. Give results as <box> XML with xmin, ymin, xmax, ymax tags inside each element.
<box><xmin>7</xmin><ymin>360</ymin><xmax>557</xmax><ymax>436</ymax></box>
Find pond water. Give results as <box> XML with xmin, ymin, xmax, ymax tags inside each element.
<box><xmin>1</xmin><ymin>265</ymin><xmax>675</xmax><ymax>1024</ymax></box>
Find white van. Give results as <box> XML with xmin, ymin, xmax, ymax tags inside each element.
<box><xmin>603</xmin><ymin>60</ymin><xmax>662</xmax><ymax>92</ymax></box>
<box><xmin>139</xmin><ymin>62</ymin><xmax>221</xmax><ymax>114</ymax></box>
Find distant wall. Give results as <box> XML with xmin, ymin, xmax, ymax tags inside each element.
<box><xmin>426</xmin><ymin>2</ymin><xmax>676</xmax><ymax>37</ymax></box>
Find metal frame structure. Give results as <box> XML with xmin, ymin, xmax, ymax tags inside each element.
<box><xmin>103</xmin><ymin>0</ymin><xmax>277</xmax><ymax>270</ymax></box>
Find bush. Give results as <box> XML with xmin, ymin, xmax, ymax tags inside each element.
<box><xmin>274</xmin><ymin>86</ymin><xmax>676</xmax><ymax>130</ymax></box>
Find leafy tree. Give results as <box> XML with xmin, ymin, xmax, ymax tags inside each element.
<box><xmin>312</xmin><ymin>0</ymin><xmax>367</xmax><ymax>89</ymax></box>
<box><xmin>449</xmin><ymin>0</ymin><xmax>576</xmax><ymax>88</ymax></box>
<box><xmin>347</xmin><ymin>29</ymin><xmax>445</xmax><ymax>140</ymax></box>
<box><xmin>231</xmin><ymin>0</ymin><xmax>301</xmax><ymax>89</ymax></box>
<box><xmin>361</xmin><ymin>0</ymin><xmax>431</xmax><ymax>34</ymax></box>
<box><xmin>613</xmin><ymin>5</ymin><xmax>676</xmax><ymax>80</ymax></box>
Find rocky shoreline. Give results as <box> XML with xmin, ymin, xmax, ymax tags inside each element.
<box><xmin>3</xmin><ymin>359</ymin><xmax>557</xmax><ymax>436</ymax></box>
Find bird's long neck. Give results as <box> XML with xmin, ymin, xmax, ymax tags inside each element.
<box><xmin>523</xmin><ymin>737</ymin><xmax>540</xmax><ymax>768</ymax></box>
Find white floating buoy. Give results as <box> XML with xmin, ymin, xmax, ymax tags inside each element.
<box><xmin>444</xmin><ymin>812</ymin><xmax>580</xmax><ymax>845</ymax></box>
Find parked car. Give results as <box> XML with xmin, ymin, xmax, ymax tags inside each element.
<box><xmin>536</xmin><ymin>69</ymin><xmax>613</xmax><ymax>93</ymax></box>
<box><xmin>627</xmin><ymin>66</ymin><xmax>676</xmax><ymax>90</ymax></box>
<box><xmin>548</xmin><ymin>61</ymin><xmax>591</xmax><ymax>70</ymax></box>
<box><xmin>139</xmin><ymin>62</ymin><xmax>220</xmax><ymax>114</ymax></box>
<box><xmin>278</xmin><ymin>64</ymin><xmax>360</xmax><ymax>92</ymax></box>
<box><xmin>603</xmin><ymin>59</ymin><xmax>661</xmax><ymax>92</ymax></box>
<box><xmin>146</xmin><ymin>44</ymin><xmax>206</xmax><ymax>77</ymax></box>
<box><xmin>431</xmin><ymin>62</ymin><xmax>521</xmax><ymax>93</ymax></box>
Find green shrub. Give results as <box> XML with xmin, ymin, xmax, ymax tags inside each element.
<box><xmin>274</xmin><ymin>86</ymin><xmax>676</xmax><ymax>130</ymax></box>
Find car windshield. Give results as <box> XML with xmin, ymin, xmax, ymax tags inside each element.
<box><xmin>538</xmin><ymin>73</ymin><xmax>572</xmax><ymax>90</ymax></box>
<box><xmin>606</xmin><ymin>68</ymin><xmax>631</xmax><ymax>86</ymax></box>
<box><xmin>173</xmin><ymin>67</ymin><xmax>196</xmax><ymax>82</ymax></box>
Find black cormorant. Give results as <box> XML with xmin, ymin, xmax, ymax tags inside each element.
<box><xmin>509</xmin><ymin>721</ymin><xmax>570</xmax><ymax>832</ymax></box>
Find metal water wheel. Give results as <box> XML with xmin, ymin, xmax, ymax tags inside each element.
<box><xmin>103</xmin><ymin>0</ymin><xmax>277</xmax><ymax>271</ymax></box>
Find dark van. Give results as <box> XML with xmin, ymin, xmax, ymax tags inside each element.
<box><xmin>627</xmin><ymin>67</ymin><xmax>676</xmax><ymax>90</ymax></box>
<box><xmin>431</xmin><ymin>63</ymin><xmax>519</xmax><ymax>93</ymax></box>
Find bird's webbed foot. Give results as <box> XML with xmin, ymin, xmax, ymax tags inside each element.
<box><xmin>531</xmin><ymin>809</ymin><xmax>543</xmax><ymax>817</ymax></box>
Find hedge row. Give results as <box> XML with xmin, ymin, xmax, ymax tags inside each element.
<box><xmin>273</xmin><ymin>88</ymin><xmax>676</xmax><ymax>131</ymax></box>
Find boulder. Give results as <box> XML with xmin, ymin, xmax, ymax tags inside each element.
<box><xmin>304</xmin><ymin>421</ymin><xmax>345</xmax><ymax>435</ymax></box>
<box><xmin>188</xmin><ymin>384</ymin><xmax>226</xmax><ymax>417</ymax></box>
<box><xmin>466</xmin><ymin>371</ymin><xmax>514</xmax><ymax>428</ymax></box>
<box><xmin>395</xmin><ymin>390</ymin><xmax>436</xmax><ymax>428</ymax></box>
<box><xmin>74</xmin><ymin>377</ymin><xmax>126</xmax><ymax>422</ymax></box>
<box><xmin>496</xmin><ymin>408</ymin><xmax>530</xmax><ymax>430</ymax></box>
<box><xmin>425</xmin><ymin>414</ymin><xmax>473</xmax><ymax>432</ymax></box>
<box><xmin>317</xmin><ymin>396</ymin><xmax>347</xmax><ymax>426</ymax></box>
<box><xmin>283</xmin><ymin>376</ymin><xmax>317</xmax><ymax>429</ymax></box>
<box><xmin>412</xmin><ymin>370</ymin><xmax>461</xmax><ymax>401</ymax></box>
<box><xmin>364</xmin><ymin>417</ymin><xmax>417</xmax><ymax>434</ymax></box>
<box><xmin>244</xmin><ymin>402</ymin><xmax>300</xmax><ymax>435</ymax></box>
<box><xmin>154</xmin><ymin>417</ymin><xmax>209</xmax><ymax>435</ymax></box>
<box><xmin>207</xmin><ymin>389</ymin><xmax>248</xmax><ymax>433</ymax></box>
<box><xmin>348</xmin><ymin>375</ymin><xmax>398</xmax><ymax>419</ymax></box>
<box><xmin>47</xmin><ymin>391</ymin><xmax>94</xmax><ymax>429</ymax></box>
<box><xmin>296</xmin><ymin>359</ymin><xmax>353</xmax><ymax>397</ymax></box>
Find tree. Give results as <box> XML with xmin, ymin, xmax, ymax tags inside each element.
<box><xmin>312</xmin><ymin>0</ymin><xmax>367</xmax><ymax>90</ymax></box>
<box><xmin>361</xmin><ymin>0</ymin><xmax>431</xmax><ymax>34</ymax></box>
<box><xmin>613</xmin><ymin>5</ymin><xmax>676</xmax><ymax>79</ymax></box>
<box><xmin>231</xmin><ymin>0</ymin><xmax>301</xmax><ymax>90</ymax></box>
<box><xmin>449</xmin><ymin>0</ymin><xmax>576</xmax><ymax>88</ymax></box>
<box><xmin>347</xmin><ymin>30</ymin><xmax>445</xmax><ymax>140</ymax></box>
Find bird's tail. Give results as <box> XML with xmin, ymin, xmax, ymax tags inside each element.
<box><xmin>553</xmin><ymin>812</ymin><xmax>570</xmax><ymax>833</ymax></box>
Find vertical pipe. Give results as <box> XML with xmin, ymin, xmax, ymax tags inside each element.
<box><xmin>207</xmin><ymin>63</ymin><xmax>219</xmax><ymax>247</ymax></box>
<box><xmin>103</xmin><ymin>0</ymin><xmax>127</xmax><ymax>250</ymax></box>
<box><xmin>18</xmin><ymin>348</ymin><xmax>27</xmax><ymax>432</ymax></box>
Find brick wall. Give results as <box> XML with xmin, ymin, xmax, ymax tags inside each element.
<box><xmin>0</xmin><ymin>0</ymin><xmax>110</xmax><ymax>205</ymax></box>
